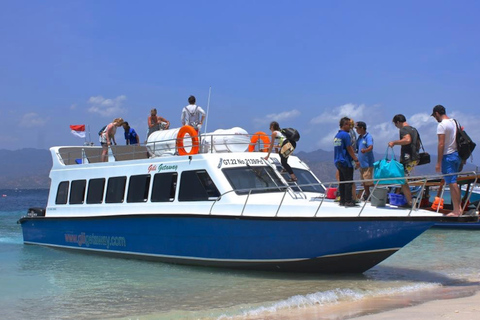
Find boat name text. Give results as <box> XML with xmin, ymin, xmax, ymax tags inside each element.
<box><xmin>148</xmin><ymin>164</ymin><xmax>178</xmax><ymax>173</ymax></box>
<box><xmin>64</xmin><ymin>232</ymin><xmax>127</xmax><ymax>248</ymax></box>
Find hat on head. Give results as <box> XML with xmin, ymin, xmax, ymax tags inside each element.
<box><xmin>431</xmin><ymin>105</ymin><xmax>446</xmax><ymax>116</ymax></box>
<box><xmin>355</xmin><ymin>121</ymin><xmax>367</xmax><ymax>129</ymax></box>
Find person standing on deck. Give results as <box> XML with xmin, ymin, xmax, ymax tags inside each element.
<box><xmin>181</xmin><ymin>95</ymin><xmax>206</xmax><ymax>132</ymax></box>
<box><xmin>388</xmin><ymin>114</ymin><xmax>419</xmax><ymax>207</ymax></box>
<box><xmin>334</xmin><ymin>117</ymin><xmax>360</xmax><ymax>207</ymax></box>
<box><xmin>431</xmin><ymin>105</ymin><xmax>463</xmax><ymax>216</ymax></box>
<box><xmin>123</xmin><ymin>122</ymin><xmax>140</xmax><ymax>145</ymax></box>
<box><xmin>100</xmin><ymin>118</ymin><xmax>124</xmax><ymax>162</ymax></box>
<box><xmin>355</xmin><ymin>121</ymin><xmax>375</xmax><ymax>200</ymax></box>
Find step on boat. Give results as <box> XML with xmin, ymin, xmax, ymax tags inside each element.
<box><xmin>17</xmin><ymin>126</ymin><xmax>476</xmax><ymax>273</ymax></box>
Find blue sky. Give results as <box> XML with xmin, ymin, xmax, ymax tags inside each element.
<box><xmin>1</xmin><ymin>0</ymin><xmax>479</xmax><ymax>164</ymax></box>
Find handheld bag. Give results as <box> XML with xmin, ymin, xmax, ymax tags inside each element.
<box><xmin>417</xmin><ymin>131</ymin><xmax>430</xmax><ymax>166</ymax></box>
<box><xmin>454</xmin><ymin>119</ymin><xmax>476</xmax><ymax>161</ymax></box>
<box><xmin>280</xmin><ymin>141</ymin><xmax>295</xmax><ymax>158</ymax></box>
<box><xmin>373</xmin><ymin>148</ymin><xmax>405</xmax><ymax>185</ymax></box>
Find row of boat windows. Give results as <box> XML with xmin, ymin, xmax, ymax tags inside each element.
<box><xmin>55</xmin><ymin>170</ymin><xmax>221</xmax><ymax>205</ymax></box>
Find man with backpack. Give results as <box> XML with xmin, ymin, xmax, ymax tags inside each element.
<box><xmin>181</xmin><ymin>95</ymin><xmax>206</xmax><ymax>132</ymax></box>
<box><xmin>388</xmin><ymin>114</ymin><xmax>419</xmax><ymax>207</ymax></box>
<box><xmin>431</xmin><ymin>105</ymin><xmax>463</xmax><ymax>216</ymax></box>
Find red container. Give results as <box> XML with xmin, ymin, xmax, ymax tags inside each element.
<box><xmin>326</xmin><ymin>187</ymin><xmax>337</xmax><ymax>199</ymax></box>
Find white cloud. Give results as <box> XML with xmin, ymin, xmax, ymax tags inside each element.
<box><xmin>19</xmin><ymin>112</ymin><xmax>48</xmax><ymax>127</ymax></box>
<box><xmin>87</xmin><ymin>95</ymin><xmax>127</xmax><ymax>117</ymax></box>
<box><xmin>253</xmin><ymin>109</ymin><xmax>301</xmax><ymax>126</ymax></box>
<box><xmin>310</xmin><ymin>103</ymin><xmax>366</xmax><ymax>124</ymax></box>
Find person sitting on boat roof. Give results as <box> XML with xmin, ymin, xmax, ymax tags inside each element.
<box><xmin>181</xmin><ymin>95</ymin><xmax>206</xmax><ymax>132</ymax></box>
<box><xmin>100</xmin><ymin>118</ymin><xmax>124</xmax><ymax>162</ymax></box>
<box><xmin>388</xmin><ymin>114</ymin><xmax>420</xmax><ymax>207</ymax></box>
<box><xmin>334</xmin><ymin>117</ymin><xmax>360</xmax><ymax>207</ymax></box>
<box><xmin>264</xmin><ymin>121</ymin><xmax>297</xmax><ymax>182</ymax></box>
<box><xmin>148</xmin><ymin>108</ymin><xmax>170</xmax><ymax>137</ymax></box>
<box><xmin>123</xmin><ymin>122</ymin><xmax>140</xmax><ymax>145</ymax></box>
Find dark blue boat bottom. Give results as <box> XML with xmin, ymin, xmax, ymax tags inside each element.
<box><xmin>24</xmin><ymin>243</ymin><xmax>397</xmax><ymax>273</ymax></box>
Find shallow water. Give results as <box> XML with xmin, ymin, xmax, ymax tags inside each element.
<box><xmin>1</xmin><ymin>189</ymin><xmax>480</xmax><ymax>320</ymax></box>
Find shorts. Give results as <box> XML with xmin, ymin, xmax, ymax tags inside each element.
<box><xmin>403</xmin><ymin>160</ymin><xmax>418</xmax><ymax>176</ymax></box>
<box><xmin>442</xmin><ymin>152</ymin><xmax>461</xmax><ymax>184</ymax></box>
<box><xmin>359</xmin><ymin>167</ymin><xmax>373</xmax><ymax>186</ymax></box>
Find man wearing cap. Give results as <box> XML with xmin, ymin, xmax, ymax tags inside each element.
<box><xmin>431</xmin><ymin>105</ymin><xmax>462</xmax><ymax>216</ymax></box>
<box><xmin>355</xmin><ymin>121</ymin><xmax>375</xmax><ymax>200</ymax></box>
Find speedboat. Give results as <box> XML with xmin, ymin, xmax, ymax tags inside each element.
<box><xmin>17</xmin><ymin>126</ymin><xmax>475</xmax><ymax>273</ymax></box>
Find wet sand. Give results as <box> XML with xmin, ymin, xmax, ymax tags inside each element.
<box><xmin>235</xmin><ymin>286</ymin><xmax>480</xmax><ymax>320</ymax></box>
<box><xmin>350</xmin><ymin>291</ymin><xmax>480</xmax><ymax>320</ymax></box>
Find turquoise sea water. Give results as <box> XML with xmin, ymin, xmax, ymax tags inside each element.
<box><xmin>1</xmin><ymin>189</ymin><xmax>480</xmax><ymax>320</ymax></box>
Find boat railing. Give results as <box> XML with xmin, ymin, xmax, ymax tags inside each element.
<box><xmin>57</xmin><ymin>131</ymin><xmax>272</xmax><ymax>165</ymax></box>
<box><xmin>209</xmin><ymin>170</ymin><xmax>480</xmax><ymax>217</ymax></box>
<box><xmin>146</xmin><ymin>131</ymin><xmax>270</xmax><ymax>157</ymax></box>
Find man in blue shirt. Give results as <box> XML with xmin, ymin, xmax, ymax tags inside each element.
<box><xmin>355</xmin><ymin>121</ymin><xmax>375</xmax><ymax>200</ymax></box>
<box><xmin>334</xmin><ymin>117</ymin><xmax>360</xmax><ymax>207</ymax></box>
<box><xmin>123</xmin><ymin>122</ymin><xmax>140</xmax><ymax>145</ymax></box>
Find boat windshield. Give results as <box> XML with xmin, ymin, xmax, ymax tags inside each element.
<box><xmin>289</xmin><ymin>169</ymin><xmax>325</xmax><ymax>193</ymax></box>
<box><xmin>222</xmin><ymin>166</ymin><xmax>286</xmax><ymax>195</ymax></box>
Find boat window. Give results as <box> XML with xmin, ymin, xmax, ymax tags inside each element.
<box><xmin>127</xmin><ymin>174</ymin><xmax>151</xmax><ymax>203</ymax></box>
<box><xmin>280</xmin><ymin>169</ymin><xmax>325</xmax><ymax>193</ymax></box>
<box><xmin>69</xmin><ymin>180</ymin><xmax>86</xmax><ymax>204</ymax></box>
<box><xmin>105</xmin><ymin>176</ymin><xmax>127</xmax><ymax>203</ymax></box>
<box><xmin>151</xmin><ymin>172</ymin><xmax>178</xmax><ymax>202</ymax></box>
<box><xmin>55</xmin><ymin>181</ymin><xmax>69</xmax><ymax>204</ymax></box>
<box><xmin>179</xmin><ymin>170</ymin><xmax>220</xmax><ymax>201</ymax></box>
<box><xmin>86</xmin><ymin>178</ymin><xmax>105</xmax><ymax>204</ymax></box>
<box><xmin>222</xmin><ymin>166</ymin><xmax>286</xmax><ymax>195</ymax></box>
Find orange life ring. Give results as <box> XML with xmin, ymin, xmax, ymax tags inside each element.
<box><xmin>248</xmin><ymin>131</ymin><xmax>270</xmax><ymax>152</ymax></box>
<box><xmin>176</xmin><ymin>125</ymin><xmax>200</xmax><ymax>156</ymax></box>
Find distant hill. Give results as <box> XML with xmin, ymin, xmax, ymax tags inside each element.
<box><xmin>0</xmin><ymin>149</ymin><xmax>52</xmax><ymax>189</ymax></box>
<box><xmin>0</xmin><ymin>148</ymin><xmax>477</xmax><ymax>189</ymax></box>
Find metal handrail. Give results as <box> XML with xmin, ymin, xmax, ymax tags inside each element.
<box><xmin>208</xmin><ymin>170</ymin><xmax>480</xmax><ymax>218</ymax></box>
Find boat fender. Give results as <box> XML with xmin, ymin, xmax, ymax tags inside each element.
<box><xmin>248</xmin><ymin>131</ymin><xmax>270</xmax><ymax>152</ymax></box>
<box><xmin>176</xmin><ymin>125</ymin><xmax>200</xmax><ymax>156</ymax></box>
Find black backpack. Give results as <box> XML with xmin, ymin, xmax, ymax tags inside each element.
<box><xmin>454</xmin><ymin>119</ymin><xmax>476</xmax><ymax>161</ymax></box>
<box><xmin>281</xmin><ymin>128</ymin><xmax>300</xmax><ymax>142</ymax></box>
<box><xmin>98</xmin><ymin>125</ymin><xmax>107</xmax><ymax>136</ymax></box>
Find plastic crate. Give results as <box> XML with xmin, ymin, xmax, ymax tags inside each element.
<box><xmin>388</xmin><ymin>193</ymin><xmax>407</xmax><ymax>206</ymax></box>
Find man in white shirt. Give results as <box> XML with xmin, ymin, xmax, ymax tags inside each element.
<box><xmin>431</xmin><ymin>104</ymin><xmax>462</xmax><ymax>216</ymax></box>
<box><xmin>181</xmin><ymin>95</ymin><xmax>206</xmax><ymax>132</ymax></box>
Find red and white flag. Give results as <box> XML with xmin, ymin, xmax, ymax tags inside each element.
<box><xmin>70</xmin><ymin>125</ymin><xmax>86</xmax><ymax>138</ymax></box>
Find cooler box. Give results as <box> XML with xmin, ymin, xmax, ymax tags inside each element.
<box><xmin>326</xmin><ymin>187</ymin><xmax>337</xmax><ymax>199</ymax></box>
<box><xmin>388</xmin><ymin>193</ymin><xmax>407</xmax><ymax>206</ymax></box>
<box><xmin>371</xmin><ymin>188</ymin><xmax>388</xmax><ymax>207</ymax></box>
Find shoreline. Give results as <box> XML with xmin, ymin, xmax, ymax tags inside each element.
<box><xmin>350</xmin><ymin>290</ymin><xmax>480</xmax><ymax>320</ymax></box>
<box><xmin>228</xmin><ymin>285</ymin><xmax>480</xmax><ymax>320</ymax></box>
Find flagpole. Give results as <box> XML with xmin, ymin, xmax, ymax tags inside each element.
<box><xmin>204</xmin><ymin>86</ymin><xmax>212</xmax><ymax>134</ymax></box>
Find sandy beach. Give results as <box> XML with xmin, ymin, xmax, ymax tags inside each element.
<box><xmin>351</xmin><ymin>291</ymin><xmax>480</xmax><ymax>320</ymax></box>
<box><xmin>238</xmin><ymin>287</ymin><xmax>480</xmax><ymax>320</ymax></box>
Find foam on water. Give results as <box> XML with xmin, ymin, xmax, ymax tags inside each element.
<box><xmin>215</xmin><ymin>283</ymin><xmax>441</xmax><ymax>319</ymax></box>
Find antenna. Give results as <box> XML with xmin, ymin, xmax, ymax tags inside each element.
<box><xmin>204</xmin><ymin>86</ymin><xmax>212</xmax><ymax>134</ymax></box>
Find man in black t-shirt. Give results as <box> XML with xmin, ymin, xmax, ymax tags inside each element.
<box><xmin>388</xmin><ymin>114</ymin><xmax>420</xmax><ymax>207</ymax></box>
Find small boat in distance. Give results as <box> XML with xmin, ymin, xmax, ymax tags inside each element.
<box><xmin>18</xmin><ymin>126</ymin><xmax>477</xmax><ymax>273</ymax></box>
